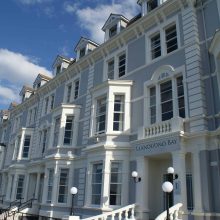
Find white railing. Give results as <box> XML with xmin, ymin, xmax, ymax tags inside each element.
<box><xmin>155</xmin><ymin>203</ymin><xmax>183</xmax><ymax>220</ymax></box>
<box><xmin>145</xmin><ymin>117</ymin><xmax>184</xmax><ymax>138</ymax></box>
<box><xmin>81</xmin><ymin>204</ymin><xmax>136</xmax><ymax>220</ymax></box>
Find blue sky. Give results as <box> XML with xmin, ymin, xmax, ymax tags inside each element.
<box><xmin>0</xmin><ymin>0</ymin><xmax>140</xmax><ymax>110</ymax></box>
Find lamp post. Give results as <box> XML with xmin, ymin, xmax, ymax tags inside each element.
<box><xmin>70</xmin><ymin>187</ymin><xmax>78</xmax><ymax>216</ymax></box>
<box><xmin>162</xmin><ymin>181</ymin><xmax>173</xmax><ymax>220</ymax></box>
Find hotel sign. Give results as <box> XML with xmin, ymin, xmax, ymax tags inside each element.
<box><xmin>134</xmin><ymin>136</ymin><xmax>180</xmax><ymax>156</ymax></box>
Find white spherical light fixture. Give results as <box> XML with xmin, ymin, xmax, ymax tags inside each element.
<box><xmin>167</xmin><ymin>167</ymin><xmax>174</xmax><ymax>174</ymax></box>
<box><xmin>162</xmin><ymin>181</ymin><xmax>173</xmax><ymax>193</ymax></box>
<box><xmin>131</xmin><ymin>171</ymin><xmax>138</xmax><ymax>178</ymax></box>
<box><xmin>70</xmin><ymin>187</ymin><xmax>78</xmax><ymax>195</ymax></box>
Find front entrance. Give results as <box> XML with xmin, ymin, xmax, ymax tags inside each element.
<box><xmin>147</xmin><ymin>154</ymin><xmax>172</xmax><ymax>219</ymax></box>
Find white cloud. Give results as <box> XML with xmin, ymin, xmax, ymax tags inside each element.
<box><xmin>0</xmin><ymin>49</ymin><xmax>52</xmax><ymax>107</ymax></box>
<box><xmin>0</xmin><ymin>86</ymin><xmax>19</xmax><ymax>105</ymax></box>
<box><xmin>64</xmin><ymin>0</ymin><xmax>140</xmax><ymax>43</ymax></box>
<box><xmin>63</xmin><ymin>2</ymin><xmax>79</xmax><ymax>14</ymax></box>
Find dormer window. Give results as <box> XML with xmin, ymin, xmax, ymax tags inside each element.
<box><xmin>75</xmin><ymin>37</ymin><xmax>99</xmax><ymax>61</ymax></box>
<box><xmin>109</xmin><ymin>25</ymin><xmax>117</xmax><ymax>38</ymax></box>
<box><xmin>102</xmin><ymin>14</ymin><xmax>129</xmax><ymax>42</ymax></box>
<box><xmin>79</xmin><ymin>48</ymin><xmax>86</xmax><ymax>58</ymax></box>
<box><xmin>37</xmin><ymin>82</ymin><xmax>41</xmax><ymax>88</ymax></box>
<box><xmin>56</xmin><ymin>65</ymin><xmax>61</xmax><ymax>74</ymax></box>
<box><xmin>147</xmin><ymin>0</ymin><xmax>158</xmax><ymax>12</ymax></box>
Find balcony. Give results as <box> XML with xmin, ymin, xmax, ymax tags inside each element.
<box><xmin>145</xmin><ymin>117</ymin><xmax>184</xmax><ymax>138</ymax></box>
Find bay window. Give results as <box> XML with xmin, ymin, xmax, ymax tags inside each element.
<box><xmin>91</xmin><ymin>163</ymin><xmax>103</xmax><ymax>205</ymax></box>
<box><xmin>96</xmin><ymin>97</ymin><xmax>107</xmax><ymax>134</ymax></box>
<box><xmin>22</xmin><ymin>135</ymin><xmax>31</xmax><ymax>158</ymax></box>
<box><xmin>63</xmin><ymin>116</ymin><xmax>74</xmax><ymax>145</ymax></box>
<box><xmin>113</xmin><ymin>95</ymin><xmax>125</xmax><ymax>131</ymax></box>
<box><xmin>53</xmin><ymin>117</ymin><xmax>60</xmax><ymax>147</ymax></box>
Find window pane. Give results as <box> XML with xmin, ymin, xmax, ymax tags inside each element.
<box><xmin>147</xmin><ymin>0</ymin><xmax>158</xmax><ymax>12</ymax></box>
<box><xmin>118</xmin><ymin>54</ymin><xmax>126</xmax><ymax>77</ymax></box>
<box><xmin>92</xmin><ymin>163</ymin><xmax>103</xmax><ymax>205</ymax></box>
<box><xmin>58</xmin><ymin>169</ymin><xmax>69</xmax><ymax>203</ymax></box>
<box><xmin>108</xmin><ymin>60</ymin><xmax>114</xmax><ymax>79</ymax></box>
<box><xmin>110</xmin><ymin>162</ymin><xmax>122</xmax><ymax>205</ymax></box>
<box><xmin>113</xmin><ymin>95</ymin><xmax>124</xmax><ymax>131</ymax></box>
<box><xmin>151</xmin><ymin>33</ymin><xmax>161</xmax><ymax>59</ymax></box>
<box><xmin>166</xmin><ymin>24</ymin><xmax>178</xmax><ymax>53</ymax></box>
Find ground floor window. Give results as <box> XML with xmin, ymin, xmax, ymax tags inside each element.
<box><xmin>58</xmin><ymin>169</ymin><xmax>69</xmax><ymax>203</ymax></box>
<box><xmin>186</xmin><ymin>173</ymin><xmax>194</xmax><ymax>211</ymax></box>
<box><xmin>16</xmin><ymin>175</ymin><xmax>25</xmax><ymax>199</ymax></box>
<box><xmin>47</xmin><ymin>169</ymin><xmax>54</xmax><ymax>203</ymax></box>
<box><xmin>109</xmin><ymin>162</ymin><xmax>122</xmax><ymax>205</ymax></box>
<box><xmin>91</xmin><ymin>163</ymin><xmax>103</xmax><ymax>205</ymax></box>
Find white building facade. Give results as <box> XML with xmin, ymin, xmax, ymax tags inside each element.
<box><xmin>0</xmin><ymin>0</ymin><xmax>220</xmax><ymax>219</ymax></box>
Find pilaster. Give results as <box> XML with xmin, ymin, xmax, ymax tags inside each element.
<box><xmin>82</xmin><ymin>65</ymin><xmax>94</xmax><ymax>145</ymax></box>
<box><xmin>182</xmin><ymin>5</ymin><xmax>207</xmax><ymax>132</ymax></box>
<box><xmin>172</xmin><ymin>151</ymin><xmax>187</xmax><ymax>213</ymax></box>
<box><xmin>135</xmin><ymin>156</ymin><xmax>150</xmax><ymax>220</ymax></box>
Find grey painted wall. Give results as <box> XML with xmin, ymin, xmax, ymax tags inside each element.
<box><xmin>80</xmin><ymin>68</ymin><xmax>89</xmax><ymax>96</ymax></box>
<box><xmin>73</xmin><ymin>167</ymin><xmax>86</xmax><ymax>207</ymax></box>
<box><xmin>127</xmin><ymin>36</ymin><xmax>146</xmax><ymax>73</ymax></box>
<box><xmin>54</xmin><ymin>83</ymin><xmax>65</xmax><ymax>108</ymax></box>
<box><xmin>200</xmin><ymin>149</ymin><xmax>220</xmax><ymax>212</ymax></box>
<box><xmin>93</xmin><ymin>59</ymin><xmax>104</xmax><ymax>87</ymax></box>
<box><xmin>21</xmin><ymin>110</ymin><xmax>28</xmax><ymax>127</ymax></box>
<box><xmin>129</xmin><ymin>160</ymin><xmax>136</xmax><ymax>204</ymax></box>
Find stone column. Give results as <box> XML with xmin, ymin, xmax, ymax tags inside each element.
<box><xmin>135</xmin><ymin>156</ymin><xmax>149</xmax><ymax>220</ymax></box>
<box><xmin>34</xmin><ymin>173</ymin><xmax>41</xmax><ymax>199</ymax></box>
<box><xmin>191</xmin><ymin>150</ymin><xmax>203</xmax><ymax>214</ymax></box>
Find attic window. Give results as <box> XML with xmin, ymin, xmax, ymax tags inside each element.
<box><xmin>109</xmin><ymin>25</ymin><xmax>117</xmax><ymax>38</ymax></box>
<box><xmin>37</xmin><ymin>82</ymin><xmax>41</xmax><ymax>88</ymax></box>
<box><xmin>80</xmin><ymin>48</ymin><xmax>86</xmax><ymax>58</ymax></box>
<box><xmin>147</xmin><ymin>0</ymin><xmax>158</xmax><ymax>12</ymax></box>
<box><xmin>57</xmin><ymin>65</ymin><xmax>61</xmax><ymax>74</ymax></box>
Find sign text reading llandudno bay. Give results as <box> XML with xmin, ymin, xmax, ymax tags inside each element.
<box><xmin>134</xmin><ymin>136</ymin><xmax>180</xmax><ymax>156</ymax></box>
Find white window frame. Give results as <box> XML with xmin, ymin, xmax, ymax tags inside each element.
<box><xmin>144</xmin><ymin>65</ymin><xmax>187</xmax><ymax>127</ymax></box>
<box><xmin>146</xmin><ymin>16</ymin><xmax>180</xmax><ymax>63</ymax></box>
<box><xmin>103</xmin><ymin>47</ymin><xmax>127</xmax><ymax>81</ymax></box>
<box><xmin>113</xmin><ymin>94</ymin><xmax>125</xmax><ymax>131</ymax></box>
<box><xmin>57</xmin><ymin>168</ymin><xmax>69</xmax><ymax>204</ymax></box>
<box><xmin>73</xmin><ymin>79</ymin><xmax>80</xmax><ymax>100</ymax></box>
<box><xmin>43</xmin><ymin>92</ymin><xmax>55</xmax><ymax>116</ymax></box>
<box><xmin>91</xmin><ymin>162</ymin><xmax>103</xmax><ymax>205</ymax></box>
<box><xmin>90</xmin><ymin>81</ymin><xmax>132</xmax><ymax>137</ymax></box>
<box><xmin>46</xmin><ymin>168</ymin><xmax>54</xmax><ymax>203</ymax></box>
<box><xmin>63</xmin><ymin>115</ymin><xmax>74</xmax><ymax>145</ymax></box>
<box><xmin>22</xmin><ymin>135</ymin><xmax>31</xmax><ymax>159</ymax></box>
<box><xmin>16</xmin><ymin>174</ymin><xmax>25</xmax><ymax>199</ymax></box>
<box><xmin>109</xmin><ymin>161</ymin><xmax>123</xmax><ymax>206</ymax></box>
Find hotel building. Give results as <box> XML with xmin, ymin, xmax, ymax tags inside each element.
<box><xmin>0</xmin><ymin>0</ymin><xmax>220</xmax><ymax>219</ymax></box>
